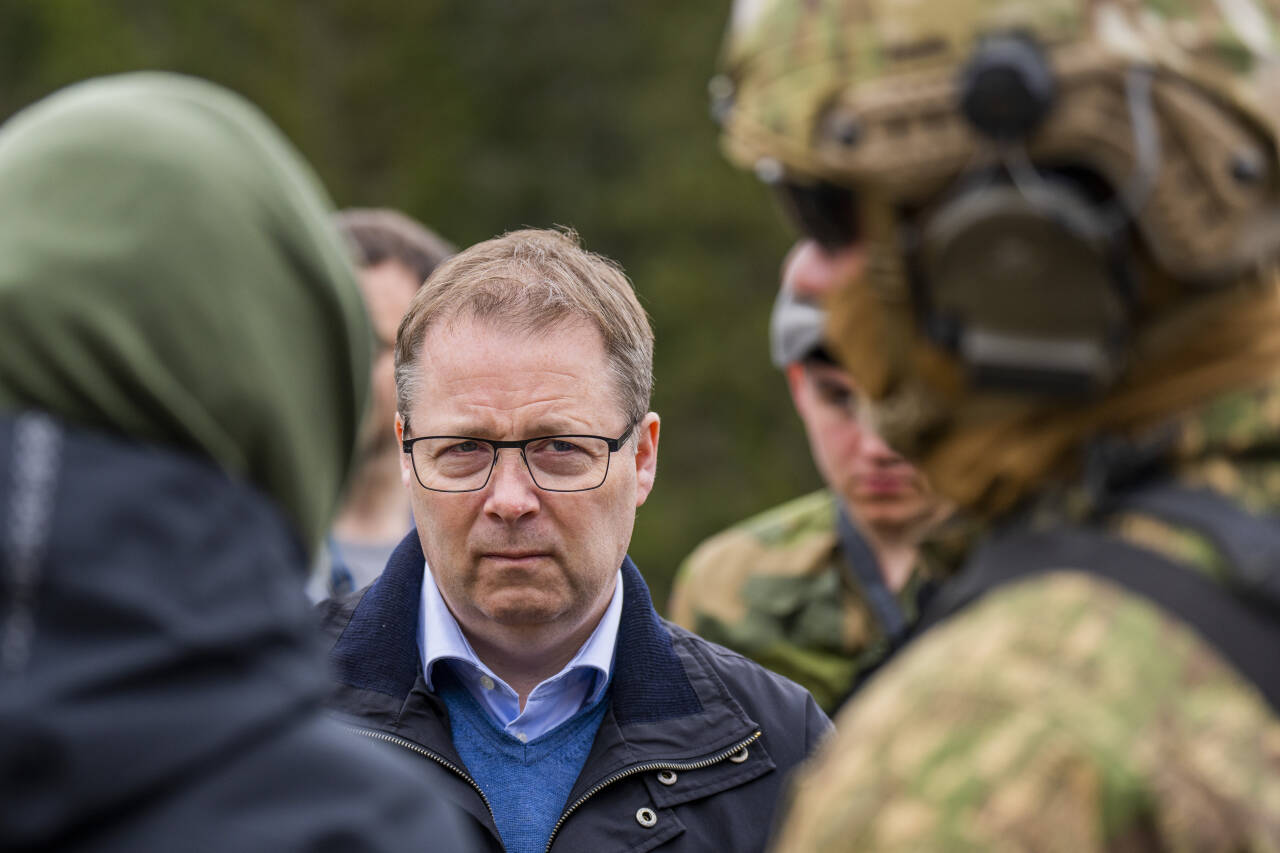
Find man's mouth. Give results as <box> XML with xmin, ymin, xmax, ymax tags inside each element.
<box><xmin>480</xmin><ymin>551</ymin><xmax>550</xmax><ymax>563</ymax></box>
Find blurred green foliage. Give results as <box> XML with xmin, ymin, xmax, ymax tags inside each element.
<box><xmin>0</xmin><ymin>0</ymin><xmax>822</xmax><ymax>608</ymax></box>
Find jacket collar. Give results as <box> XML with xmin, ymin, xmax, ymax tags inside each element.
<box><xmin>329</xmin><ymin>530</ymin><xmax>702</xmax><ymax>725</ymax></box>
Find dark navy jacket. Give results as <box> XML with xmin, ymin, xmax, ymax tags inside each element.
<box><xmin>319</xmin><ymin>531</ymin><xmax>831</xmax><ymax>853</ymax></box>
<box><xmin>0</xmin><ymin>414</ymin><xmax>477</xmax><ymax>852</ymax></box>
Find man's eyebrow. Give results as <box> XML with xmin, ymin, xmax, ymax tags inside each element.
<box><xmin>424</xmin><ymin>421</ymin><xmax>587</xmax><ymax>438</ymax></box>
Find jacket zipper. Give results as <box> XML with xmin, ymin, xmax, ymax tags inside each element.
<box><xmin>344</xmin><ymin>725</ymin><xmax>499</xmax><ymax>829</ymax></box>
<box><xmin>349</xmin><ymin>723</ymin><xmax>762</xmax><ymax>853</ymax></box>
<box><xmin>543</xmin><ymin>729</ymin><xmax>763</xmax><ymax>852</ymax></box>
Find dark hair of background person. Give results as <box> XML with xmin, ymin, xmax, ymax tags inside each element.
<box><xmin>336</xmin><ymin>207</ymin><xmax>456</xmax><ymax>285</ymax></box>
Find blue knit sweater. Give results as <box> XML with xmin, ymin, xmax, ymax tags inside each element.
<box><xmin>437</xmin><ymin>669</ymin><xmax>610</xmax><ymax>853</ymax></box>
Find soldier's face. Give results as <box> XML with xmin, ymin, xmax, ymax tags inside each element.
<box><xmin>787</xmin><ymin>360</ymin><xmax>938</xmax><ymax>537</ymax></box>
<box><xmin>781</xmin><ymin>240</ymin><xmax>940</xmax><ymax>535</ymax></box>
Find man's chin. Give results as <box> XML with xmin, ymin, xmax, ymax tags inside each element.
<box><xmin>476</xmin><ymin>590</ymin><xmax>567</xmax><ymax>626</ymax></box>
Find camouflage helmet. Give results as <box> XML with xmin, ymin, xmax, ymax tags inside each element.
<box><xmin>718</xmin><ymin>0</ymin><xmax>1280</xmax><ymax>286</ymax></box>
<box><xmin>717</xmin><ymin>0</ymin><xmax>1280</xmax><ymax>515</ymax></box>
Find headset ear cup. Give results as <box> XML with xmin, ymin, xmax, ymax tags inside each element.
<box><xmin>912</xmin><ymin>179</ymin><xmax>1132</xmax><ymax>394</ymax></box>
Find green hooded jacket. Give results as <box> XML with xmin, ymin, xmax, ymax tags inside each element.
<box><xmin>0</xmin><ymin>72</ymin><xmax>370</xmax><ymax>553</ymax></box>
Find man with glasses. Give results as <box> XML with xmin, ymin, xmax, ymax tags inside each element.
<box><xmin>318</xmin><ymin>228</ymin><xmax>829</xmax><ymax>853</ymax></box>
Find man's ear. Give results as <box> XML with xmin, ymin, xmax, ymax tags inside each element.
<box><xmin>395</xmin><ymin>412</ymin><xmax>413</xmax><ymax>488</ymax></box>
<box><xmin>633</xmin><ymin>412</ymin><xmax>660</xmax><ymax>508</ymax></box>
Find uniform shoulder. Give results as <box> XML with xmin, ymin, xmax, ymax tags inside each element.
<box><xmin>668</xmin><ymin>489</ymin><xmax>840</xmax><ymax>625</ymax></box>
<box><xmin>773</xmin><ymin>570</ymin><xmax>1280</xmax><ymax>850</ymax></box>
<box><xmin>724</xmin><ymin>488</ymin><xmax>837</xmax><ymax>545</ymax></box>
<box><xmin>676</xmin><ymin>489</ymin><xmax>837</xmax><ymax>580</ymax></box>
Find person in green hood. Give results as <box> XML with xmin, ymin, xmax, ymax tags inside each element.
<box><xmin>0</xmin><ymin>72</ymin><xmax>476</xmax><ymax>851</ymax></box>
<box><xmin>0</xmin><ymin>71</ymin><xmax>367</xmax><ymax>551</ymax></box>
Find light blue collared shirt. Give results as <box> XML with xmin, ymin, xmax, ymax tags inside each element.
<box><xmin>417</xmin><ymin>561</ymin><xmax>622</xmax><ymax>743</ymax></box>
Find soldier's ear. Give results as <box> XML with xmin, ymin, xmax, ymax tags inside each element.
<box><xmin>785</xmin><ymin>363</ymin><xmax>810</xmax><ymax>416</ymax></box>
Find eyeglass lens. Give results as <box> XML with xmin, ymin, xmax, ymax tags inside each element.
<box><xmin>411</xmin><ymin>436</ymin><xmax>613</xmax><ymax>492</ymax></box>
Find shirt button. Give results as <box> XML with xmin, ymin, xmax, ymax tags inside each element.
<box><xmin>515</xmin><ymin>731</ymin><xmax>528</xmax><ymax>743</ymax></box>
<box><xmin>479</xmin><ymin>675</ymin><xmax>495</xmax><ymax>691</ymax></box>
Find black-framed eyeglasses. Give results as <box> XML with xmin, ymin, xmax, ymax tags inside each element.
<box><xmin>402</xmin><ymin>422</ymin><xmax>636</xmax><ymax>493</ymax></box>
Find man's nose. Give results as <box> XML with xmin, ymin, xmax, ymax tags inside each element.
<box><xmin>784</xmin><ymin>239</ymin><xmax>866</xmax><ymax>302</ymax></box>
<box><xmin>483</xmin><ymin>448</ymin><xmax>540</xmax><ymax>520</ymax></box>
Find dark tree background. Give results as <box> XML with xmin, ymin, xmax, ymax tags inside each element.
<box><xmin>0</xmin><ymin>0</ymin><xmax>822</xmax><ymax>608</ymax></box>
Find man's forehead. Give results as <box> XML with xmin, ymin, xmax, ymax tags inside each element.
<box><xmin>422</xmin><ymin>414</ymin><xmax>601</xmax><ymax>439</ymax></box>
<box><xmin>411</xmin><ymin>387</ymin><xmax>606</xmax><ymax>437</ymax></box>
<box><xmin>410</xmin><ymin>313</ymin><xmax>619</xmax><ymax>432</ymax></box>
<box><xmin>424</xmin><ymin>309</ymin><xmax>595</xmax><ymax>347</ymax></box>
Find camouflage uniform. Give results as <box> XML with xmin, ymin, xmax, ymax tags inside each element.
<box><xmin>774</xmin><ymin>383</ymin><xmax>1280</xmax><ymax>850</ymax></box>
<box><xmin>714</xmin><ymin>0</ymin><xmax>1280</xmax><ymax>847</ymax></box>
<box><xmin>668</xmin><ymin>489</ymin><xmax>930</xmax><ymax>714</ymax></box>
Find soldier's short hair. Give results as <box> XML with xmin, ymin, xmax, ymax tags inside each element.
<box><xmin>394</xmin><ymin>227</ymin><xmax>654</xmax><ymax>432</ymax></box>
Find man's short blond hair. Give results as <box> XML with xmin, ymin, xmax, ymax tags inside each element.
<box><xmin>395</xmin><ymin>228</ymin><xmax>653</xmax><ymax>433</ymax></box>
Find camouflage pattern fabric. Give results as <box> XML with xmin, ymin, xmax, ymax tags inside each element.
<box><xmin>772</xmin><ymin>381</ymin><xmax>1280</xmax><ymax>851</ymax></box>
<box><xmin>668</xmin><ymin>489</ymin><xmax>928</xmax><ymax>714</ymax></box>
<box><xmin>720</xmin><ymin>0</ymin><xmax>1280</xmax><ymax>183</ymax></box>
<box><xmin>716</xmin><ymin>0</ymin><xmax>1280</xmax><ymax>519</ymax></box>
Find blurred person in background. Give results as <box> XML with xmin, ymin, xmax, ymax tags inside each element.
<box><xmin>319</xmin><ymin>228</ymin><xmax>829</xmax><ymax>853</ymax></box>
<box><xmin>669</xmin><ymin>247</ymin><xmax>945</xmax><ymax>713</ymax></box>
<box><xmin>0</xmin><ymin>73</ymin><xmax>475</xmax><ymax>851</ymax></box>
<box><xmin>309</xmin><ymin>208</ymin><xmax>455</xmax><ymax>601</ymax></box>
<box><xmin>714</xmin><ymin>0</ymin><xmax>1280</xmax><ymax>848</ymax></box>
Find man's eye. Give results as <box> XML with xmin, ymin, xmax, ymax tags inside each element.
<box><xmin>444</xmin><ymin>440</ymin><xmax>483</xmax><ymax>455</ymax></box>
<box><xmin>526</xmin><ymin>437</ymin><xmax>594</xmax><ymax>458</ymax></box>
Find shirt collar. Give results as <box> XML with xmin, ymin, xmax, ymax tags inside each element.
<box><xmin>416</xmin><ymin>559</ymin><xmax>622</xmax><ymax>706</ymax></box>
